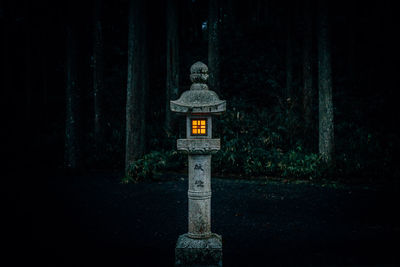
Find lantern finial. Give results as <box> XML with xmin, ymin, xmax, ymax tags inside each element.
<box><xmin>190</xmin><ymin>61</ymin><xmax>208</xmax><ymax>88</ymax></box>
<box><xmin>171</xmin><ymin>61</ymin><xmax>225</xmax><ymax>113</ymax></box>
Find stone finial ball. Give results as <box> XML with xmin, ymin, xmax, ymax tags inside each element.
<box><xmin>190</xmin><ymin>61</ymin><xmax>209</xmax><ymax>84</ymax></box>
<box><xmin>190</xmin><ymin>61</ymin><xmax>208</xmax><ymax>74</ymax></box>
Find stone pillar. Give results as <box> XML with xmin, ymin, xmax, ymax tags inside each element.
<box><xmin>188</xmin><ymin>154</ymin><xmax>212</xmax><ymax>238</ymax></box>
<box><xmin>171</xmin><ymin>62</ymin><xmax>225</xmax><ymax>267</ymax></box>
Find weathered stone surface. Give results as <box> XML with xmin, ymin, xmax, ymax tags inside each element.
<box><xmin>175</xmin><ymin>234</ymin><xmax>223</xmax><ymax>267</ymax></box>
<box><xmin>190</xmin><ymin>61</ymin><xmax>209</xmax><ymax>84</ymax></box>
<box><xmin>190</xmin><ymin>61</ymin><xmax>208</xmax><ymax>74</ymax></box>
<box><xmin>188</xmin><ymin>155</ymin><xmax>212</xmax><ymax>238</ymax></box>
<box><xmin>190</xmin><ymin>83</ymin><xmax>209</xmax><ymax>91</ymax></box>
<box><xmin>170</xmin><ymin>61</ymin><xmax>226</xmax><ymax>115</ymax></box>
<box><xmin>170</xmin><ymin>90</ymin><xmax>226</xmax><ymax>114</ymax></box>
<box><xmin>177</xmin><ymin>139</ymin><xmax>220</xmax><ymax>154</ymax></box>
<box><xmin>172</xmin><ymin>62</ymin><xmax>225</xmax><ymax>266</ymax></box>
<box><xmin>188</xmin><ymin>198</ymin><xmax>211</xmax><ymax>239</ymax></box>
<box><xmin>188</xmin><ymin>155</ymin><xmax>211</xmax><ymax>193</ymax></box>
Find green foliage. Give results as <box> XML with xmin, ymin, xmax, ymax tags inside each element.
<box><xmin>124</xmin><ymin>96</ymin><xmax>398</xmax><ymax>183</ymax></box>
<box><xmin>278</xmin><ymin>148</ymin><xmax>323</xmax><ymax>179</ymax></box>
<box><xmin>124</xmin><ymin>150</ymin><xmax>185</xmax><ymax>182</ymax></box>
<box><xmin>211</xmin><ymin>97</ymin><xmax>323</xmax><ymax>179</ymax></box>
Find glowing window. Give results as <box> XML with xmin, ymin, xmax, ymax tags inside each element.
<box><xmin>191</xmin><ymin>119</ymin><xmax>207</xmax><ymax>135</ymax></box>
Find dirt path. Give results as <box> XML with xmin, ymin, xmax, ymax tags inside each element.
<box><xmin>7</xmin><ymin>172</ymin><xmax>399</xmax><ymax>266</ymax></box>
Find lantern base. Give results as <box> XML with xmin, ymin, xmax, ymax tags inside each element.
<box><xmin>175</xmin><ymin>233</ymin><xmax>222</xmax><ymax>267</ymax></box>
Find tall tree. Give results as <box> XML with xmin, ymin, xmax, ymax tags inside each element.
<box><xmin>346</xmin><ymin>13</ymin><xmax>356</xmax><ymax>90</ymax></box>
<box><xmin>165</xmin><ymin>0</ymin><xmax>179</xmax><ymax>134</ymax></box>
<box><xmin>0</xmin><ymin>2</ymin><xmax>8</xmax><ymax>98</ymax></box>
<box><xmin>263</xmin><ymin>0</ymin><xmax>270</xmax><ymax>26</ymax></box>
<box><xmin>40</xmin><ymin>27</ymin><xmax>49</xmax><ymax>129</ymax></box>
<box><xmin>25</xmin><ymin>1</ymin><xmax>32</xmax><ymax>124</ymax></box>
<box><xmin>225</xmin><ymin>0</ymin><xmax>236</xmax><ymax>34</ymax></box>
<box><xmin>302</xmin><ymin>0</ymin><xmax>313</xmax><ymax>139</ymax></box>
<box><xmin>317</xmin><ymin>0</ymin><xmax>334</xmax><ymax>165</ymax></box>
<box><xmin>125</xmin><ymin>0</ymin><xmax>147</xmax><ymax>174</ymax></box>
<box><xmin>65</xmin><ymin>6</ymin><xmax>81</xmax><ymax>169</ymax></box>
<box><xmin>285</xmin><ymin>5</ymin><xmax>293</xmax><ymax>99</ymax></box>
<box><xmin>208</xmin><ymin>0</ymin><xmax>221</xmax><ymax>94</ymax></box>
<box><xmin>92</xmin><ymin>0</ymin><xmax>105</xmax><ymax>157</ymax></box>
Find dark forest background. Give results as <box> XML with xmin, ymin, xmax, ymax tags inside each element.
<box><xmin>2</xmin><ymin>0</ymin><xmax>399</xmax><ymax>183</ymax></box>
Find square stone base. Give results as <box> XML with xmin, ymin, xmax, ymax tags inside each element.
<box><xmin>175</xmin><ymin>233</ymin><xmax>223</xmax><ymax>267</ymax></box>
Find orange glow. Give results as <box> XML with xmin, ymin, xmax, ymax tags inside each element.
<box><xmin>191</xmin><ymin>119</ymin><xmax>207</xmax><ymax>135</ymax></box>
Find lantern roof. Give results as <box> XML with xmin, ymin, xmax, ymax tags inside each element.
<box><xmin>170</xmin><ymin>62</ymin><xmax>226</xmax><ymax>114</ymax></box>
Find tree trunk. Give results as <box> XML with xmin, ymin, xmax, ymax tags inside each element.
<box><xmin>125</xmin><ymin>0</ymin><xmax>147</xmax><ymax>175</ymax></box>
<box><xmin>41</xmin><ymin>40</ymin><xmax>48</xmax><ymax>128</ymax></box>
<box><xmin>347</xmin><ymin>15</ymin><xmax>356</xmax><ymax>89</ymax></box>
<box><xmin>225</xmin><ymin>0</ymin><xmax>236</xmax><ymax>33</ymax></box>
<box><xmin>93</xmin><ymin>0</ymin><xmax>105</xmax><ymax>158</ymax></box>
<box><xmin>253</xmin><ymin>0</ymin><xmax>262</xmax><ymax>25</ymax></box>
<box><xmin>317</xmin><ymin>0</ymin><xmax>334</xmax><ymax>165</ymax></box>
<box><xmin>65</xmin><ymin>15</ymin><xmax>81</xmax><ymax>169</ymax></box>
<box><xmin>302</xmin><ymin>0</ymin><xmax>313</xmax><ymax>139</ymax></box>
<box><xmin>165</xmin><ymin>0</ymin><xmax>179</xmax><ymax>134</ymax></box>
<box><xmin>264</xmin><ymin>0</ymin><xmax>270</xmax><ymax>26</ymax></box>
<box><xmin>0</xmin><ymin>2</ymin><xmax>8</xmax><ymax>99</ymax></box>
<box><xmin>25</xmin><ymin>1</ymin><xmax>31</xmax><ymax>124</ymax></box>
<box><xmin>208</xmin><ymin>0</ymin><xmax>221</xmax><ymax>95</ymax></box>
<box><xmin>285</xmin><ymin>6</ymin><xmax>293</xmax><ymax>99</ymax></box>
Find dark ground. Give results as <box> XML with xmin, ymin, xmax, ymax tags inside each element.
<box><xmin>4</xmin><ymin>171</ymin><xmax>400</xmax><ymax>267</ymax></box>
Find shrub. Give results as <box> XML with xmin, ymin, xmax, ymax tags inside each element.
<box><xmin>123</xmin><ymin>150</ymin><xmax>185</xmax><ymax>182</ymax></box>
<box><xmin>211</xmin><ymin>97</ymin><xmax>323</xmax><ymax>179</ymax></box>
<box><xmin>278</xmin><ymin>148</ymin><xmax>323</xmax><ymax>179</ymax></box>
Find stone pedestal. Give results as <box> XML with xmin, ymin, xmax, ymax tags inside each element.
<box><xmin>175</xmin><ymin>233</ymin><xmax>222</xmax><ymax>267</ymax></box>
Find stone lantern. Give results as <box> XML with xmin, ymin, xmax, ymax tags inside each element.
<box><xmin>171</xmin><ymin>62</ymin><xmax>226</xmax><ymax>266</ymax></box>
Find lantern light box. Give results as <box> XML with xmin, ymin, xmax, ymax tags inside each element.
<box><xmin>191</xmin><ymin>119</ymin><xmax>207</xmax><ymax>135</ymax></box>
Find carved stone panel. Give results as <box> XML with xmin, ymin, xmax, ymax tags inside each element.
<box><xmin>177</xmin><ymin>138</ymin><xmax>220</xmax><ymax>154</ymax></box>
